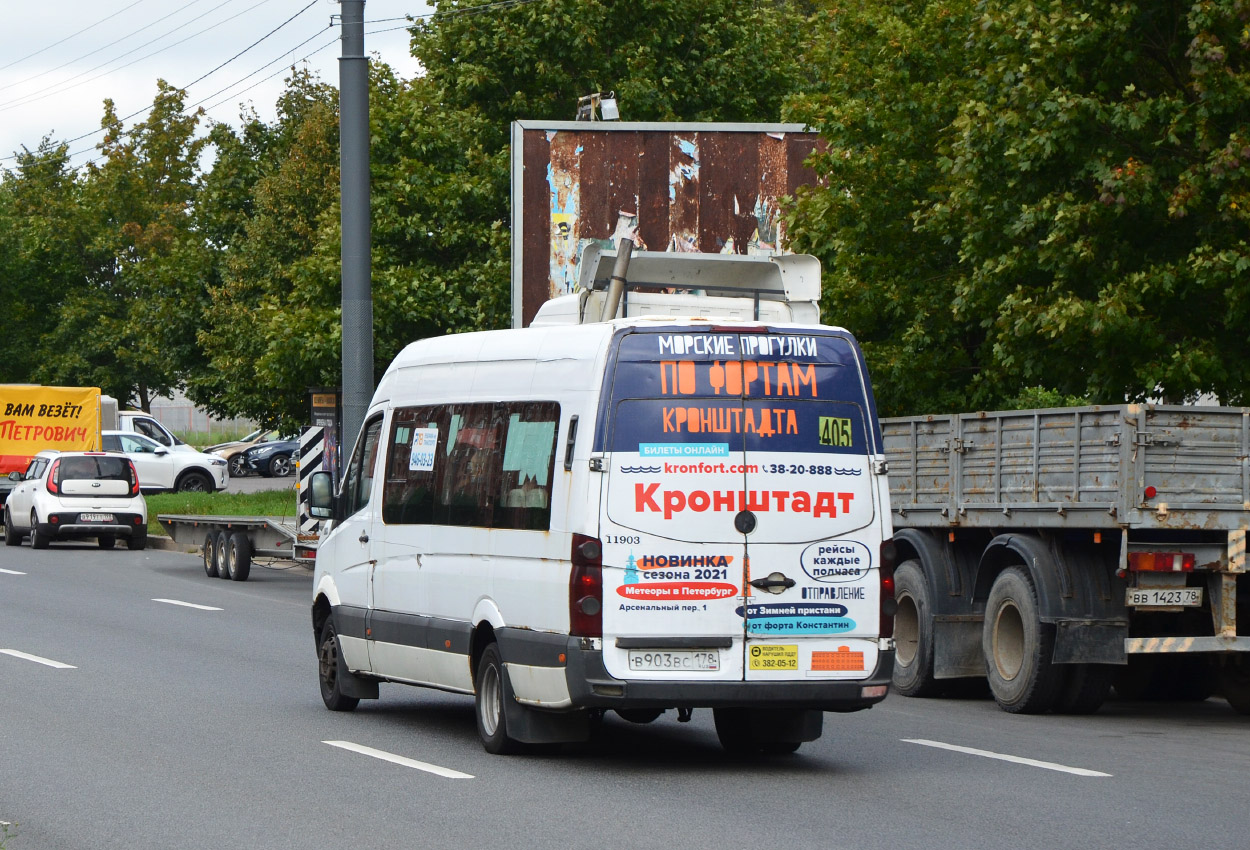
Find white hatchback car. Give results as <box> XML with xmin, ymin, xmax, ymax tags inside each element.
<box><xmin>4</xmin><ymin>450</ymin><xmax>148</xmax><ymax>550</ymax></box>
<box><xmin>101</xmin><ymin>431</ymin><xmax>229</xmax><ymax>493</ymax></box>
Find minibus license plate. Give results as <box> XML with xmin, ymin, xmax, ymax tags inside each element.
<box><xmin>80</xmin><ymin>513</ymin><xmax>115</xmax><ymax>523</ymax></box>
<box><xmin>628</xmin><ymin>650</ymin><xmax>719</xmax><ymax>672</ymax></box>
<box><xmin>1126</xmin><ymin>588</ymin><xmax>1202</xmax><ymax>607</ymax></box>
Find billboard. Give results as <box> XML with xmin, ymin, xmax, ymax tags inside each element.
<box><xmin>0</xmin><ymin>385</ymin><xmax>101</xmax><ymax>476</ymax></box>
<box><xmin>510</xmin><ymin>121</ymin><xmax>822</xmax><ymax>328</ymax></box>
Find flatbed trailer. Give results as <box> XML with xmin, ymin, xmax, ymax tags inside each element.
<box><xmin>882</xmin><ymin>403</ymin><xmax>1249</xmax><ymax>715</ymax></box>
<box><xmin>157</xmin><ymin>514</ymin><xmax>318</xmax><ymax>581</ymax></box>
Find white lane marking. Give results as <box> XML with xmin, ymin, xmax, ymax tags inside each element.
<box><xmin>323</xmin><ymin>740</ymin><xmax>474</xmax><ymax>779</ymax></box>
<box><xmin>0</xmin><ymin>568</ymin><xmax>26</xmax><ymax>575</ymax></box>
<box><xmin>152</xmin><ymin>598</ymin><xmax>223</xmax><ymax>611</ymax></box>
<box><xmin>903</xmin><ymin>738</ymin><xmax>1111</xmax><ymax>777</ymax></box>
<box><xmin>0</xmin><ymin>649</ymin><xmax>76</xmax><ymax>669</ymax></box>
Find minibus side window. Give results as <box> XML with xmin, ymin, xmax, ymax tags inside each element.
<box><xmin>382</xmin><ymin>405</ymin><xmax>444</xmax><ymax>524</ymax></box>
<box><xmin>342</xmin><ymin>416</ymin><xmax>383</xmax><ymax>519</ymax></box>
<box><xmin>497</xmin><ymin>402</ymin><xmax>559</xmax><ymax>531</ymax></box>
<box><xmin>381</xmin><ymin>401</ymin><xmax>559</xmax><ymax>531</ymax></box>
<box><xmin>433</xmin><ymin>403</ymin><xmax>503</xmax><ymax>528</ymax></box>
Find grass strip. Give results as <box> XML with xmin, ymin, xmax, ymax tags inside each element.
<box><xmin>145</xmin><ymin>489</ymin><xmax>300</xmax><ymax>535</ymax></box>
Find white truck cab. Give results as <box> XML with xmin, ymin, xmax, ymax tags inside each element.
<box><xmin>100</xmin><ymin>395</ymin><xmax>196</xmax><ymax>454</ymax></box>
<box><xmin>310</xmin><ymin>250</ymin><xmax>897</xmax><ymax>755</ymax></box>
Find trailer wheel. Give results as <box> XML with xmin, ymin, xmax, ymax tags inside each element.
<box><xmin>1054</xmin><ymin>664</ymin><xmax>1113</xmax><ymax>714</ymax></box>
<box><xmin>475</xmin><ymin>642</ymin><xmax>521</xmax><ymax>754</ymax></box>
<box><xmin>216</xmin><ymin>532</ymin><xmax>232</xmax><ymax>580</ymax></box>
<box><xmin>983</xmin><ymin>566</ymin><xmax>1063</xmax><ymax>713</ymax></box>
<box><xmin>318</xmin><ymin>618</ymin><xmax>360</xmax><ymax>712</ymax></box>
<box><xmin>226</xmin><ymin>532</ymin><xmax>251</xmax><ymax>581</ymax></box>
<box><xmin>202</xmin><ymin>531</ymin><xmax>219</xmax><ymax>577</ymax></box>
<box><xmin>893</xmin><ymin>559</ymin><xmax>942</xmax><ymax>697</ymax></box>
<box><xmin>1219</xmin><ymin>659</ymin><xmax>1250</xmax><ymax>714</ymax></box>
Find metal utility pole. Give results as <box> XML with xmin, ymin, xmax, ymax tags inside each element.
<box><xmin>339</xmin><ymin>0</ymin><xmax>372</xmax><ymax>450</ymax></box>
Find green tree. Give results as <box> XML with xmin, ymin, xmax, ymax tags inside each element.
<box><xmin>34</xmin><ymin>81</ymin><xmax>211</xmax><ymax>408</ymax></box>
<box><xmin>784</xmin><ymin>0</ymin><xmax>978</xmax><ymax>416</ymax></box>
<box><xmin>788</xmin><ymin>0</ymin><xmax>1250</xmax><ymax>414</ymax></box>
<box><xmin>193</xmin><ymin>0</ymin><xmax>809</xmax><ymax>424</ymax></box>
<box><xmin>0</xmin><ymin>140</ymin><xmax>89</xmax><ymax>384</ymax></box>
<box><xmin>925</xmin><ymin>0</ymin><xmax>1250</xmax><ymax>406</ymax></box>
<box><xmin>189</xmin><ymin>70</ymin><xmax>342</xmax><ymax>426</ymax></box>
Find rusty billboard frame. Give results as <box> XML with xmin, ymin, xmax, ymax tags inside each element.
<box><xmin>510</xmin><ymin>120</ymin><xmax>822</xmax><ymax>328</ymax></box>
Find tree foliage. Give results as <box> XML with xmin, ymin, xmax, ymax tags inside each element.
<box><xmin>3</xmin><ymin>0</ymin><xmax>1245</xmax><ymax>426</ymax></box>
<box><xmin>1</xmin><ymin>82</ymin><xmax>210</xmax><ymax>408</ymax></box>
<box><xmin>788</xmin><ymin>0</ymin><xmax>1250</xmax><ymax>413</ymax></box>
<box><xmin>188</xmin><ymin>0</ymin><xmax>807</xmax><ymax>425</ymax></box>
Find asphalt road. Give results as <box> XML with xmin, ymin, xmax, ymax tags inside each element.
<box><xmin>2</xmin><ymin>543</ymin><xmax>1248</xmax><ymax>850</ymax></box>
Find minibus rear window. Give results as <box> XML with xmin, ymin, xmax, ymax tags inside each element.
<box><xmin>598</xmin><ymin>329</ymin><xmax>880</xmax><ymax>456</ymax></box>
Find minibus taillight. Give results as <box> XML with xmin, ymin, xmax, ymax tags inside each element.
<box><xmin>570</xmin><ymin>534</ymin><xmax>603</xmax><ymax>638</ymax></box>
<box><xmin>879</xmin><ymin>539</ymin><xmax>898</xmax><ymax>639</ymax></box>
<box><xmin>45</xmin><ymin>459</ymin><xmax>61</xmax><ymax>495</ymax></box>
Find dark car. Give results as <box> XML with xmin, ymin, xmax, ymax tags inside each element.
<box><xmin>240</xmin><ymin>437</ymin><xmax>298</xmax><ymax>477</ymax></box>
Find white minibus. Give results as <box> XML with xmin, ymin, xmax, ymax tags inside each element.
<box><xmin>309</xmin><ymin>252</ymin><xmax>897</xmax><ymax>755</ymax></box>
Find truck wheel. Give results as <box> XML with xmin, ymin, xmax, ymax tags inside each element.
<box><xmin>226</xmin><ymin>532</ymin><xmax>251</xmax><ymax>581</ymax></box>
<box><xmin>176</xmin><ymin>471</ymin><xmax>212</xmax><ymax>493</ymax></box>
<box><xmin>983</xmin><ymin>566</ymin><xmax>1063</xmax><ymax>713</ymax></box>
<box><xmin>4</xmin><ymin>509</ymin><xmax>21</xmax><ymax>545</ymax></box>
<box><xmin>30</xmin><ymin>512</ymin><xmax>49</xmax><ymax>549</ymax></box>
<box><xmin>269</xmin><ymin>454</ymin><xmax>292</xmax><ymax>477</ymax></box>
<box><xmin>216</xmin><ymin>531</ymin><xmax>232</xmax><ymax>580</ymax></box>
<box><xmin>97</xmin><ymin>535</ymin><xmax>116</xmax><ymax>549</ymax></box>
<box><xmin>202</xmin><ymin>531</ymin><xmax>219</xmax><ymax>577</ymax></box>
<box><xmin>1054</xmin><ymin>664</ymin><xmax>1113</xmax><ymax>714</ymax></box>
<box><xmin>1219</xmin><ymin>659</ymin><xmax>1250</xmax><ymax>714</ymax></box>
<box><xmin>893</xmin><ymin>559</ymin><xmax>942</xmax><ymax>697</ymax></box>
<box><xmin>318</xmin><ymin>618</ymin><xmax>360</xmax><ymax>712</ymax></box>
<box><xmin>475</xmin><ymin>642</ymin><xmax>521</xmax><ymax>754</ymax></box>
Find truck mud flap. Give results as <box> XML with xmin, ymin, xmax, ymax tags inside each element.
<box><xmin>1052</xmin><ymin>620</ymin><xmax>1128</xmax><ymax>665</ymax></box>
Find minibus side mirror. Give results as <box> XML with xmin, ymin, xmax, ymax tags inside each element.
<box><xmin>309</xmin><ymin>471</ymin><xmax>334</xmax><ymax>518</ymax></box>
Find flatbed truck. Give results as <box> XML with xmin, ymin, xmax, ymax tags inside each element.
<box><xmin>882</xmin><ymin>403</ymin><xmax>1249</xmax><ymax>714</ymax></box>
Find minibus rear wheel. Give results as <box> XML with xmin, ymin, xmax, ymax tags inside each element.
<box><xmin>475</xmin><ymin>642</ymin><xmax>521</xmax><ymax>754</ymax></box>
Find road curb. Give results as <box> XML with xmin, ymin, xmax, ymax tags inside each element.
<box><xmin>148</xmin><ymin>535</ymin><xmax>198</xmax><ymax>554</ymax></box>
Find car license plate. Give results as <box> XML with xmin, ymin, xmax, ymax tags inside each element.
<box><xmin>628</xmin><ymin>650</ymin><xmax>719</xmax><ymax>672</ymax></box>
<box><xmin>1126</xmin><ymin>587</ymin><xmax>1203</xmax><ymax>607</ymax></box>
<box><xmin>79</xmin><ymin>513</ymin><xmax>115</xmax><ymax>523</ymax></box>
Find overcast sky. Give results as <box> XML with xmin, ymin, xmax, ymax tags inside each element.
<box><xmin>0</xmin><ymin>0</ymin><xmax>428</xmax><ymax>169</ymax></box>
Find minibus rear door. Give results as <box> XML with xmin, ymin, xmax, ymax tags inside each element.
<box><xmin>735</xmin><ymin>331</ymin><xmax>883</xmax><ymax>682</ymax></box>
